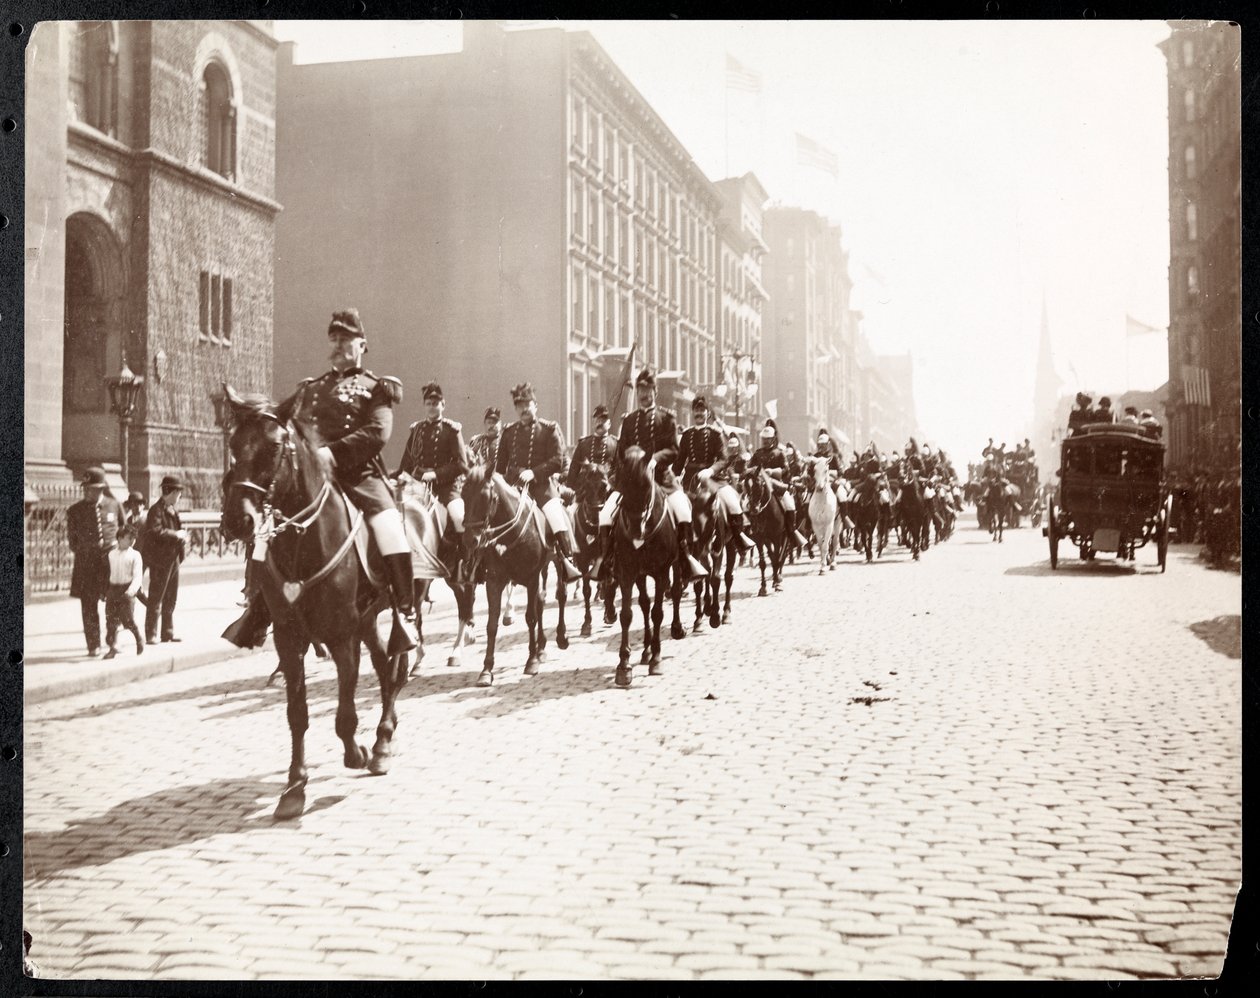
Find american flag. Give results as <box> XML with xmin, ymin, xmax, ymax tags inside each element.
<box><xmin>725</xmin><ymin>53</ymin><xmax>762</xmax><ymax>93</ymax></box>
<box><xmin>1181</xmin><ymin>363</ymin><xmax>1212</xmax><ymax>407</ymax></box>
<box><xmin>796</xmin><ymin>132</ymin><xmax>838</xmax><ymax>178</ymax></box>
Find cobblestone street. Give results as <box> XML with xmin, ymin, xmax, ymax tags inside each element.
<box><xmin>23</xmin><ymin>523</ymin><xmax>1241</xmax><ymax>981</ymax></box>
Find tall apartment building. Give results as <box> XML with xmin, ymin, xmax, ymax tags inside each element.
<box><xmin>1158</xmin><ymin>21</ymin><xmax>1240</xmax><ymax>470</ymax></box>
<box><xmin>24</xmin><ymin>19</ymin><xmax>279</xmax><ymax>505</ymax></box>
<box><xmin>274</xmin><ymin>22</ymin><xmax>722</xmax><ymax>454</ymax></box>
<box><xmin>761</xmin><ymin>207</ymin><xmax>859</xmax><ymax>450</ymax></box>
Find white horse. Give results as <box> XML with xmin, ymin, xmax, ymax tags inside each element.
<box><xmin>806</xmin><ymin>458</ymin><xmax>839</xmax><ymax>574</ymax></box>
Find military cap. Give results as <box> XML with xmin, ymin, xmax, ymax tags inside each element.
<box><xmin>80</xmin><ymin>466</ymin><xmax>108</xmax><ymax>486</ymax></box>
<box><xmin>635</xmin><ymin>367</ymin><xmax>657</xmax><ymax>388</ymax></box>
<box><xmin>691</xmin><ymin>395</ymin><xmax>709</xmax><ymax>411</ymax></box>
<box><xmin>483</xmin><ymin>406</ymin><xmax>502</xmax><ymax>421</ymax></box>
<box><xmin>161</xmin><ymin>474</ymin><xmax>183</xmax><ymax>492</ymax></box>
<box><xmin>328</xmin><ymin>309</ymin><xmax>365</xmax><ymax>339</ymax></box>
<box><xmin>1099</xmin><ymin>396</ymin><xmax>1112</xmax><ymax>406</ymax></box>
<box><xmin>592</xmin><ymin>403</ymin><xmax>610</xmax><ymax>419</ymax></box>
<box><xmin>510</xmin><ymin>382</ymin><xmax>536</xmax><ymax>403</ymax></box>
<box><xmin>422</xmin><ymin>382</ymin><xmax>443</xmax><ymax>402</ymax></box>
<box><xmin>126</xmin><ymin>490</ymin><xmax>145</xmax><ymax>504</ymax></box>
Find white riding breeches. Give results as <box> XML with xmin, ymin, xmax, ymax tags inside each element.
<box><xmin>714</xmin><ymin>483</ymin><xmax>742</xmax><ymax>516</ymax></box>
<box><xmin>446</xmin><ymin>495</ymin><xmax>465</xmax><ymax>532</ymax></box>
<box><xmin>780</xmin><ymin>490</ymin><xmax>797</xmax><ymax>513</ymax></box>
<box><xmin>599</xmin><ymin>491</ymin><xmax>621</xmax><ymax>528</ymax></box>
<box><xmin>665</xmin><ymin>489</ymin><xmax>692</xmax><ymax>525</ymax></box>
<box><xmin>541</xmin><ymin>496</ymin><xmax>570</xmax><ymax>537</ymax></box>
<box><xmin>368</xmin><ymin>508</ymin><xmax>410</xmax><ymax>556</ymax></box>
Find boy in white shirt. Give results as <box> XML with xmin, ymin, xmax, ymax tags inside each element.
<box><xmin>104</xmin><ymin>524</ymin><xmax>145</xmax><ymax>658</ymax></box>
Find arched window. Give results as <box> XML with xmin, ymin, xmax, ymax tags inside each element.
<box><xmin>69</xmin><ymin>22</ymin><xmax>118</xmax><ymax>135</ymax></box>
<box><xmin>1187</xmin><ymin>264</ymin><xmax>1200</xmax><ymax>298</ymax></box>
<box><xmin>201</xmin><ymin>62</ymin><xmax>236</xmax><ymax>180</ymax></box>
<box><xmin>1186</xmin><ymin>202</ymin><xmax>1197</xmax><ymax>241</ymax></box>
<box><xmin>1184</xmin><ymin>145</ymin><xmax>1196</xmax><ymax>180</ymax></box>
<box><xmin>1184</xmin><ymin>88</ymin><xmax>1196</xmax><ymax>123</ymax></box>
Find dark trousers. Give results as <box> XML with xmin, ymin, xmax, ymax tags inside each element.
<box><xmin>105</xmin><ymin>585</ymin><xmax>143</xmax><ymax>650</ymax></box>
<box><xmin>145</xmin><ymin>558</ymin><xmax>180</xmax><ymax>641</ymax></box>
<box><xmin>79</xmin><ymin>595</ymin><xmax>102</xmax><ymax>653</ymax></box>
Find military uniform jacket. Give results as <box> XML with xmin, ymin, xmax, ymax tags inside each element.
<box><xmin>617</xmin><ymin>406</ymin><xmax>679</xmax><ymax>490</ymax></box>
<box><xmin>398</xmin><ymin>416</ymin><xmax>469</xmax><ymax>502</ymax></box>
<box><xmin>810</xmin><ymin>451</ymin><xmax>843</xmax><ymax>476</ymax></box>
<box><xmin>710</xmin><ymin>453</ymin><xmax>747</xmax><ymax>484</ymax></box>
<box><xmin>140</xmin><ymin>499</ymin><xmax>185</xmax><ymax>567</ymax></box>
<box><xmin>567</xmin><ymin>431</ymin><xmax>619</xmax><ymax>487</ymax></box>
<box><xmin>496</xmin><ymin>417</ymin><xmax>566</xmax><ymax>506</ymax></box>
<box><xmin>67</xmin><ymin>494</ymin><xmax>123</xmax><ymax>599</ymax></box>
<box><xmin>672</xmin><ymin>424</ymin><xmax>725</xmax><ymax>491</ymax></box>
<box><xmin>749</xmin><ymin>444</ymin><xmax>788</xmax><ymax>479</ymax></box>
<box><xmin>467</xmin><ymin>430</ymin><xmax>503</xmax><ymax>472</ymax></box>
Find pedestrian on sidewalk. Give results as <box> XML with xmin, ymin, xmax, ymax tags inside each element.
<box><xmin>66</xmin><ymin>466</ymin><xmax>123</xmax><ymax>657</ymax></box>
<box><xmin>140</xmin><ymin>475</ymin><xmax>188</xmax><ymax>644</ymax></box>
<box><xmin>103</xmin><ymin>524</ymin><xmax>145</xmax><ymax>659</ymax></box>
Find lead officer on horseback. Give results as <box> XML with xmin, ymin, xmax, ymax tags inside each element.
<box><xmin>224</xmin><ymin>308</ymin><xmax>418</xmax><ymax>651</ymax></box>
<box><xmin>396</xmin><ymin>381</ymin><xmax>470</xmax><ymax>581</ymax></box>
<box><xmin>592</xmin><ymin>367</ymin><xmax>707</xmax><ymax>585</ymax></box>
<box><xmin>495</xmin><ymin>382</ymin><xmax>583</xmax><ymax>582</ymax></box>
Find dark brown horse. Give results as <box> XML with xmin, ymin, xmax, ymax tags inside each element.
<box><xmin>742</xmin><ymin>469</ymin><xmax>787</xmax><ymax>595</ymax></box>
<box><xmin>563</xmin><ymin>464</ymin><xmax>618</xmax><ymax>638</ymax></box>
<box><xmin>895</xmin><ymin>464</ymin><xmax>932</xmax><ymax>561</ymax></box>
<box><xmin>611</xmin><ymin>447</ymin><xmax>680</xmax><ymax>688</ymax></box>
<box><xmin>686</xmin><ymin>485</ymin><xmax>736</xmax><ymax>632</ymax></box>
<box><xmin>460</xmin><ymin>467</ymin><xmax>559</xmax><ymax>687</ymax></box>
<box><xmin>219</xmin><ymin>388</ymin><xmax>407</xmax><ymax>821</ymax></box>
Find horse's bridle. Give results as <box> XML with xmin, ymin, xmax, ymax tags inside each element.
<box><xmin>464</xmin><ymin>475</ymin><xmax>534</xmax><ymax>555</ymax></box>
<box><xmin>229</xmin><ymin>416</ymin><xmax>334</xmax><ymax>540</ymax></box>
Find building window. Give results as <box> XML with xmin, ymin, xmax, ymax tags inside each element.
<box><xmin>571</xmin><ymin>266</ymin><xmax>583</xmax><ymax>332</ymax></box>
<box><xmin>1184</xmin><ymin>88</ymin><xmax>1196</xmax><ymax>123</ymax></box>
<box><xmin>587</xmin><ymin>108</ymin><xmax>599</xmax><ymax>163</ymax></box>
<box><xmin>199</xmin><ymin>269</ymin><xmax>233</xmax><ymax>343</ymax></box>
<box><xmin>605</xmin><ymin>286</ymin><xmax>615</xmax><ymax>346</ymax></box>
<box><xmin>589</xmin><ymin>191</ymin><xmax>599</xmax><ymax>246</ymax></box>
<box><xmin>1186</xmin><ymin>202</ymin><xmax>1198</xmax><ymax>241</ymax></box>
<box><xmin>70</xmin><ymin>22</ymin><xmax>119</xmax><ymax>136</ymax></box>
<box><xmin>571</xmin><ymin>94</ymin><xmax>584</xmax><ymax>151</ymax></box>
<box><xmin>1182</xmin><ymin>39</ymin><xmax>1194</xmax><ymax>67</ymax></box>
<box><xmin>1184</xmin><ymin>144</ymin><xmax>1197</xmax><ymax>180</ymax></box>
<box><xmin>1187</xmin><ymin>264</ymin><xmax>1199</xmax><ymax>298</ymax></box>
<box><xmin>604</xmin><ymin>126</ymin><xmax>615</xmax><ymax>177</ymax></box>
<box><xmin>604</xmin><ymin>203</ymin><xmax>615</xmax><ymax>259</ymax></box>
<box><xmin>202</xmin><ymin>62</ymin><xmax>236</xmax><ymax>180</ymax></box>
<box><xmin>619</xmin><ymin>294</ymin><xmax>629</xmax><ymax>348</ymax></box>
<box><xmin>619</xmin><ymin>213</ymin><xmax>629</xmax><ymax>269</ymax></box>
<box><xmin>588</xmin><ymin>275</ymin><xmax>599</xmax><ymax>335</ymax></box>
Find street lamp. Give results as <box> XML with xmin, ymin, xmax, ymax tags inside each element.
<box><xmin>721</xmin><ymin>349</ymin><xmax>759</xmax><ymax>429</ymax></box>
<box><xmin>209</xmin><ymin>386</ymin><xmax>232</xmax><ymax>475</ymax></box>
<box><xmin>105</xmin><ymin>355</ymin><xmax>144</xmax><ymax>491</ymax></box>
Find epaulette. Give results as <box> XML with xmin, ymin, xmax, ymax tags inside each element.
<box><xmin>409</xmin><ymin>420</ymin><xmax>421</xmax><ymax>430</ymax></box>
<box><xmin>537</xmin><ymin>417</ymin><xmax>556</xmax><ymax>428</ymax></box>
<box><xmin>375</xmin><ymin>375</ymin><xmax>403</xmax><ymax>404</ymax></box>
<box><xmin>442</xmin><ymin>417</ymin><xmax>461</xmax><ymax>431</ymax></box>
<box><xmin>299</xmin><ymin>375</ymin><xmax>319</xmax><ymax>386</ymax></box>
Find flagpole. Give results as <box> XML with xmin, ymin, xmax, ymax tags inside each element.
<box><xmin>724</xmin><ymin>76</ymin><xmax>730</xmax><ymax>177</ymax></box>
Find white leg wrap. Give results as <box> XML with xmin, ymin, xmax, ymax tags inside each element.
<box><xmin>716</xmin><ymin>483</ymin><xmax>742</xmax><ymax>516</ymax></box>
<box><xmin>666</xmin><ymin>489</ymin><xmax>692</xmax><ymax>524</ymax></box>
<box><xmin>781</xmin><ymin>492</ymin><xmax>797</xmax><ymax>513</ymax></box>
<box><xmin>446</xmin><ymin>496</ymin><xmax>465</xmax><ymax>532</ymax></box>
<box><xmin>599</xmin><ymin>491</ymin><xmax>621</xmax><ymax>527</ymax></box>
<box><xmin>368</xmin><ymin>508</ymin><xmax>410</xmax><ymax>556</ymax></box>
<box><xmin>542</xmin><ymin>496</ymin><xmax>570</xmax><ymax>535</ymax></box>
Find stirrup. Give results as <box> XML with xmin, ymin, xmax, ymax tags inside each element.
<box><xmin>387</xmin><ymin>610</ymin><xmax>419</xmax><ymax>655</ymax></box>
<box><xmin>683</xmin><ymin>554</ymin><xmax>708</xmax><ymax>584</ymax></box>
<box><xmin>558</xmin><ymin>554</ymin><xmax>582</xmax><ymax>583</ymax></box>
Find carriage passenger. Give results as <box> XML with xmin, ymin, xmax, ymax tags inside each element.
<box><xmin>396</xmin><ymin>382</ymin><xmax>470</xmax><ymax>580</ymax></box>
<box><xmin>1093</xmin><ymin>396</ymin><xmax>1117</xmax><ymax>424</ymax></box>
<box><xmin>1067</xmin><ymin>392</ymin><xmax>1094</xmax><ymax>436</ymax></box>
<box><xmin>1139</xmin><ymin>409</ymin><xmax>1163</xmax><ymax>438</ymax></box>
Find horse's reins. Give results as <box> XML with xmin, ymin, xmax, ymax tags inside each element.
<box><xmin>465</xmin><ymin>475</ymin><xmax>535</xmax><ymax>555</ymax></box>
<box><xmin>616</xmin><ymin>463</ymin><xmax>668</xmax><ymax>546</ymax></box>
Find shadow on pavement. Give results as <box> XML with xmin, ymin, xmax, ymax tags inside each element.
<box><xmin>445</xmin><ymin>663</ymin><xmax>627</xmax><ymax>720</ymax></box>
<box><xmin>24</xmin><ymin>774</ymin><xmax>338</xmax><ymax>879</ymax></box>
<box><xmin>1188</xmin><ymin>615</ymin><xmax>1241</xmax><ymax>659</ymax></box>
<box><xmin>1004</xmin><ymin>560</ymin><xmax>1141</xmax><ymax>578</ymax></box>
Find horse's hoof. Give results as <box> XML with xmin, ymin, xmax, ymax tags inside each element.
<box><xmin>692</xmin><ymin>620</ymin><xmax>703</xmax><ymax>633</ymax></box>
<box><xmin>721</xmin><ymin>611</ymin><xmax>731</xmax><ymax>624</ymax></box>
<box><xmin>274</xmin><ymin>784</ymin><xmax>306</xmax><ymax>821</ymax></box>
<box><xmin>502</xmin><ymin>612</ymin><xmax>514</xmax><ymax>626</ymax></box>
<box><xmin>648</xmin><ymin>660</ymin><xmax>663</xmax><ymax>677</ymax></box>
<box><xmin>670</xmin><ymin>623</ymin><xmax>686</xmax><ymax>641</ymax></box>
<box><xmin>368</xmin><ymin>752</ymin><xmax>391</xmax><ymax>776</ymax></box>
<box><xmin>580</xmin><ymin>623</ymin><xmax>592</xmax><ymax>637</ymax></box>
<box><xmin>774</xmin><ymin>583</ymin><xmax>783</xmax><ymax>593</ymax></box>
<box><xmin>344</xmin><ymin>743</ymin><xmax>370</xmax><ymax>770</ymax></box>
<box><xmin>446</xmin><ymin>656</ymin><xmax>461</xmax><ymax>669</ymax></box>
<box><xmin>615</xmin><ymin>665</ymin><xmax>632</xmax><ymax>688</ymax></box>
<box><xmin>640</xmin><ymin>649</ymin><xmax>651</xmax><ymax>665</ymax></box>
<box><xmin>523</xmin><ymin>659</ymin><xmax>539</xmax><ymax>676</ymax></box>
<box><xmin>757</xmin><ymin>587</ymin><xmax>767</xmax><ymax>597</ymax></box>
<box><xmin>409</xmin><ymin>662</ymin><xmax>423</xmax><ymax>678</ymax></box>
<box><xmin>476</xmin><ymin>669</ymin><xmax>494</xmax><ymax>687</ymax></box>
<box><xmin>603</xmin><ymin>609</ymin><xmax>617</xmax><ymax>626</ymax></box>
<box><xmin>556</xmin><ymin>633</ymin><xmax>569</xmax><ymax>650</ymax></box>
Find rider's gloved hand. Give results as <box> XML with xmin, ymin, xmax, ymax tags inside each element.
<box><xmin>518</xmin><ymin>468</ymin><xmax>535</xmax><ymax>485</ymax></box>
<box><xmin>316</xmin><ymin>446</ymin><xmax>336</xmax><ymax>473</ymax></box>
<box><xmin>421</xmin><ymin>470</ymin><xmax>438</xmax><ymax>484</ymax></box>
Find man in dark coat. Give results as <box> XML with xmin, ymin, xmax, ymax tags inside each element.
<box><xmin>140</xmin><ymin>475</ymin><xmax>187</xmax><ymax>644</ymax></box>
<box><xmin>496</xmin><ymin>382</ymin><xmax>581</xmax><ymax>581</ymax></box>
<box><xmin>66</xmin><ymin>466</ymin><xmax>123</xmax><ymax>656</ymax></box>
<box><xmin>677</xmin><ymin>396</ymin><xmax>755</xmax><ymax>551</ymax></box>
<box><xmin>567</xmin><ymin>403</ymin><xmax>619</xmax><ymax>488</ymax></box>
<box><xmin>467</xmin><ymin>406</ymin><xmax>504</xmax><ymax>471</ymax></box>
<box><xmin>397</xmin><ymin>381</ymin><xmax>470</xmax><ymax>578</ymax></box>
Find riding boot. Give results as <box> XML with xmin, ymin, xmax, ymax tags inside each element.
<box><xmin>553</xmin><ymin>530</ymin><xmax>583</xmax><ymax>583</ymax></box>
<box><xmin>592</xmin><ymin>524</ymin><xmax>614</xmax><ymax>581</ymax></box>
<box><xmin>729</xmin><ymin>511</ymin><xmax>756</xmax><ymax>552</ymax></box>
<box><xmin>384</xmin><ymin>552</ymin><xmax>420</xmax><ymax>654</ymax></box>
<box><xmin>222</xmin><ymin>591</ymin><xmax>272</xmax><ymax>649</ymax></box>
<box><xmin>677</xmin><ymin>522</ymin><xmax>708</xmax><ymax>584</ymax></box>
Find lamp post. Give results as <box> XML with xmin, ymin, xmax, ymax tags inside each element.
<box><xmin>721</xmin><ymin>349</ymin><xmax>759</xmax><ymax>430</ymax></box>
<box><xmin>105</xmin><ymin>356</ymin><xmax>144</xmax><ymax>491</ymax></box>
<box><xmin>209</xmin><ymin>386</ymin><xmax>231</xmax><ymax>476</ymax></box>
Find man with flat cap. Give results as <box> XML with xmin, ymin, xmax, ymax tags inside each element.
<box><xmin>1067</xmin><ymin>392</ymin><xmax>1094</xmax><ymax>436</ymax></box>
<box><xmin>496</xmin><ymin>382</ymin><xmax>582</xmax><ymax>581</ymax></box>
<box><xmin>676</xmin><ymin>395</ymin><xmax>755</xmax><ymax>551</ymax></box>
<box><xmin>594</xmin><ymin>367</ymin><xmax>707</xmax><ymax>584</ymax></box>
<box><xmin>140</xmin><ymin>474</ymin><xmax>188</xmax><ymax>644</ymax></box>
<box><xmin>223</xmin><ymin>308</ymin><xmax>418</xmax><ymax>652</ymax></box>
<box><xmin>468</xmin><ymin>406</ymin><xmax>505</xmax><ymax>471</ymax></box>
<box><xmin>566</xmin><ymin>403</ymin><xmax>619</xmax><ymax>488</ymax></box>
<box><xmin>397</xmin><ymin>381</ymin><xmax>470</xmax><ymax>580</ymax></box>
<box><xmin>66</xmin><ymin>466</ymin><xmax>123</xmax><ymax>656</ymax></box>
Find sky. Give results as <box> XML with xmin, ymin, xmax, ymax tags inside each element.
<box><xmin>272</xmin><ymin>18</ymin><xmax>1174</xmax><ymax>459</ymax></box>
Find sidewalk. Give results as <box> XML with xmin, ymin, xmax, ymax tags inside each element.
<box><xmin>23</xmin><ymin>574</ymin><xmax>481</xmax><ymax>705</ymax></box>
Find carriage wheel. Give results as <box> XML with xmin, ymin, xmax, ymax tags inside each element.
<box><xmin>1157</xmin><ymin>497</ymin><xmax>1171</xmax><ymax>573</ymax></box>
<box><xmin>1047</xmin><ymin>501</ymin><xmax>1059</xmax><ymax>570</ymax></box>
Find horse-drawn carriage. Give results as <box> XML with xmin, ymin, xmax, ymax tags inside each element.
<box><xmin>1045</xmin><ymin>422</ymin><xmax>1170</xmax><ymax>571</ymax></box>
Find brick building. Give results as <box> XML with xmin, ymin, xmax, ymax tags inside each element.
<box><xmin>274</xmin><ymin>22</ymin><xmax>722</xmax><ymax>456</ymax></box>
<box><xmin>24</xmin><ymin>19</ymin><xmax>280</xmax><ymax>508</ymax></box>
<box><xmin>1158</xmin><ymin>21</ymin><xmax>1240</xmax><ymax>471</ymax></box>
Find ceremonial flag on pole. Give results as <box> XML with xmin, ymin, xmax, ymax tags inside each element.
<box><xmin>1125</xmin><ymin>313</ymin><xmax>1164</xmax><ymax>337</ymax></box>
<box><xmin>1181</xmin><ymin>364</ymin><xmax>1211</xmax><ymax>407</ymax></box>
<box><xmin>725</xmin><ymin>53</ymin><xmax>762</xmax><ymax>93</ymax></box>
<box><xmin>764</xmin><ymin>398</ymin><xmax>778</xmax><ymax>421</ymax></box>
<box><xmin>796</xmin><ymin>132</ymin><xmax>839</xmax><ymax>178</ymax></box>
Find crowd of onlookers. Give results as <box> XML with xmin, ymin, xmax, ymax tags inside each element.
<box><xmin>1168</xmin><ymin>465</ymin><xmax>1241</xmax><ymax>567</ymax></box>
<box><xmin>1068</xmin><ymin>393</ymin><xmax>1163</xmax><ymax>438</ymax></box>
